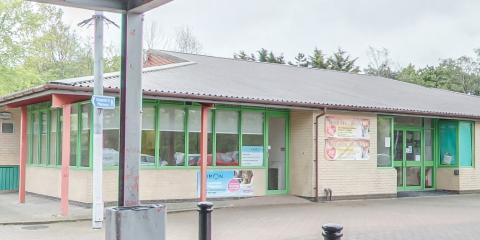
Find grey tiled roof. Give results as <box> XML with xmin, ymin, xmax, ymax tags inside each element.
<box><xmin>52</xmin><ymin>51</ymin><xmax>480</xmax><ymax>118</ymax></box>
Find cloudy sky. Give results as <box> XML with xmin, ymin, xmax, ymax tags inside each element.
<box><xmin>60</xmin><ymin>0</ymin><xmax>480</xmax><ymax>69</ymax></box>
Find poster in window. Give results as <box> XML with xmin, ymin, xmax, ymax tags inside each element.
<box><xmin>325</xmin><ymin>139</ymin><xmax>370</xmax><ymax>160</ymax></box>
<box><xmin>325</xmin><ymin>116</ymin><xmax>370</xmax><ymax>139</ymax></box>
<box><xmin>197</xmin><ymin>170</ymin><xmax>254</xmax><ymax>198</ymax></box>
<box><xmin>241</xmin><ymin>146</ymin><xmax>264</xmax><ymax>167</ymax></box>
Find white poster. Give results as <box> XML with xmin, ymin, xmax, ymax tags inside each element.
<box><xmin>241</xmin><ymin>146</ymin><xmax>264</xmax><ymax>167</ymax></box>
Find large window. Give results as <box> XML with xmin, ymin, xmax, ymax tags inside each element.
<box><xmin>70</xmin><ymin>105</ymin><xmax>78</xmax><ymax>166</ymax></box>
<box><xmin>215</xmin><ymin>110</ymin><xmax>239</xmax><ymax>166</ymax></box>
<box><xmin>187</xmin><ymin>108</ymin><xmax>213</xmax><ymax>166</ymax></box>
<box><xmin>27</xmin><ymin>102</ymin><xmax>284</xmax><ymax>169</ymax></box>
<box><xmin>439</xmin><ymin>120</ymin><xmax>458</xmax><ymax>166</ymax></box>
<box><xmin>141</xmin><ymin>105</ymin><xmax>156</xmax><ymax>166</ymax></box>
<box><xmin>159</xmin><ymin>106</ymin><xmax>185</xmax><ymax>166</ymax></box>
<box><xmin>438</xmin><ymin>120</ymin><xmax>474</xmax><ymax>167</ymax></box>
<box><xmin>103</xmin><ymin>107</ymin><xmax>120</xmax><ymax>166</ymax></box>
<box><xmin>40</xmin><ymin>112</ymin><xmax>48</xmax><ymax>165</ymax></box>
<box><xmin>241</xmin><ymin>111</ymin><xmax>264</xmax><ymax>167</ymax></box>
<box><xmin>80</xmin><ymin>104</ymin><xmax>91</xmax><ymax>167</ymax></box>
<box><xmin>32</xmin><ymin>112</ymin><xmax>39</xmax><ymax>164</ymax></box>
<box><xmin>50</xmin><ymin>110</ymin><xmax>58</xmax><ymax>166</ymax></box>
<box><xmin>459</xmin><ymin>121</ymin><xmax>473</xmax><ymax>167</ymax></box>
<box><xmin>377</xmin><ymin>117</ymin><xmax>392</xmax><ymax>167</ymax></box>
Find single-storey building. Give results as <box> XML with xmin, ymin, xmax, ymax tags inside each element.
<box><xmin>1</xmin><ymin>50</ymin><xmax>480</xmax><ymax>205</ymax></box>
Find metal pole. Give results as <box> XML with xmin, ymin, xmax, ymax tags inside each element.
<box><xmin>118</xmin><ymin>12</ymin><xmax>144</xmax><ymax>207</ymax></box>
<box><xmin>198</xmin><ymin>202</ymin><xmax>213</xmax><ymax>240</ymax></box>
<box><xmin>92</xmin><ymin>11</ymin><xmax>104</xmax><ymax>229</ymax></box>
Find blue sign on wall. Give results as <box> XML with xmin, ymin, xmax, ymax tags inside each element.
<box><xmin>91</xmin><ymin>95</ymin><xmax>115</xmax><ymax>109</ymax></box>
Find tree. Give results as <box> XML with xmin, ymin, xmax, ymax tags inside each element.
<box><xmin>257</xmin><ymin>48</ymin><xmax>268</xmax><ymax>62</ymax></box>
<box><xmin>364</xmin><ymin>47</ymin><xmax>396</xmax><ymax>78</ymax></box>
<box><xmin>396</xmin><ymin>64</ymin><xmax>419</xmax><ymax>84</ymax></box>
<box><xmin>233</xmin><ymin>50</ymin><xmax>255</xmax><ymax>61</ymax></box>
<box><xmin>309</xmin><ymin>48</ymin><xmax>327</xmax><ymax>69</ymax></box>
<box><xmin>174</xmin><ymin>25</ymin><xmax>202</xmax><ymax>54</ymax></box>
<box><xmin>144</xmin><ymin>21</ymin><xmax>171</xmax><ymax>50</ymax></box>
<box><xmin>326</xmin><ymin>48</ymin><xmax>360</xmax><ymax>73</ymax></box>
<box><xmin>288</xmin><ymin>53</ymin><xmax>308</xmax><ymax>67</ymax></box>
<box><xmin>266</xmin><ymin>51</ymin><xmax>285</xmax><ymax>64</ymax></box>
<box><xmin>0</xmin><ymin>1</ymin><xmax>121</xmax><ymax>95</ymax></box>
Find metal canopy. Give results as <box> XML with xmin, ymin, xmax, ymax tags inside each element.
<box><xmin>28</xmin><ymin>0</ymin><xmax>172</xmax><ymax>13</ymax></box>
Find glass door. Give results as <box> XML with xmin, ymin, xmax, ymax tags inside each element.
<box><xmin>394</xmin><ymin>128</ymin><xmax>423</xmax><ymax>191</ymax></box>
<box><xmin>266</xmin><ymin>112</ymin><xmax>288</xmax><ymax>194</ymax></box>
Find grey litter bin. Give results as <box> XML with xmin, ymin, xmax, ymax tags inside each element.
<box><xmin>105</xmin><ymin>204</ymin><xmax>166</xmax><ymax>240</ymax></box>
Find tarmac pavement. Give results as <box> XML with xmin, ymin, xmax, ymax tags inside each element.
<box><xmin>1</xmin><ymin>193</ymin><xmax>480</xmax><ymax>240</ymax></box>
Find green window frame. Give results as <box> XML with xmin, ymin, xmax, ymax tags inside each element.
<box><xmin>437</xmin><ymin>120</ymin><xmax>474</xmax><ymax>168</ymax></box>
<box><xmin>27</xmin><ymin>100</ymin><xmax>288</xmax><ymax>170</ymax></box>
<box><xmin>27</xmin><ymin>102</ymin><xmax>92</xmax><ymax>169</ymax></box>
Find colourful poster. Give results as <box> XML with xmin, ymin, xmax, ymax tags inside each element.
<box><xmin>241</xmin><ymin>146</ymin><xmax>264</xmax><ymax>167</ymax></box>
<box><xmin>197</xmin><ymin>170</ymin><xmax>254</xmax><ymax>198</ymax></box>
<box><xmin>325</xmin><ymin>139</ymin><xmax>370</xmax><ymax>160</ymax></box>
<box><xmin>325</xmin><ymin>116</ymin><xmax>370</xmax><ymax>139</ymax></box>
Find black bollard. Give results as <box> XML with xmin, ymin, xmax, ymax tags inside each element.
<box><xmin>198</xmin><ymin>202</ymin><xmax>214</xmax><ymax>240</ymax></box>
<box><xmin>322</xmin><ymin>223</ymin><xmax>343</xmax><ymax>240</ymax></box>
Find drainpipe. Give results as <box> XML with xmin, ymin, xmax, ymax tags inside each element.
<box><xmin>314</xmin><ymin>108</ymin><xmax>327</xmax><ymax>202</ymax></box>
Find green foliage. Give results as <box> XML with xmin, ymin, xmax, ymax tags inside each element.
<box><xmin>309</xmin><ymin>48</ymin><xmax>327</xmax><ymax>69</ymax></box>
<box><xmin>325</xmin><ymin>48</ymin><xmax>360</xmax><ymax>73</ymax></box>
<box><xmin>288</xmin><ymin>53</ymin><xmax>308</xmax><ymax>67</ymax></box>
<box><xmin>0</xmin><ymin>0</ymin><xmax>121</xmax><ymax>96</ymax></box>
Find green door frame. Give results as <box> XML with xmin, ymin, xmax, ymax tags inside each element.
<box><xmin>265</xmin><ymin>111</ymin><xmax>289</xmax><ymax>195</ymax></box>
<box><xmin>394</xmin><ymin>127</ymin><xmax>424</xmax><ymax>191</ymax></box>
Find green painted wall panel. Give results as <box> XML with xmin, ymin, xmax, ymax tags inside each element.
<box><xmin>0</xmin><ymin>166</ymin><xmax>19</xmax><ymax>191</ymax></box>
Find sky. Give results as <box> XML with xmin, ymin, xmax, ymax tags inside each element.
<box><xmin>59</xmin><ymin>0</ymin><xmax>480</xmax><ymax>70</ymax></box>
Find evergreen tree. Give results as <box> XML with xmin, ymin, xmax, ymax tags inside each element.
<box><xmin>326</xmin><ymin>48</ymin><xmax>360</xmax><ymax>73</ymax></box>
<box><xmin>309</xmin><ymin>48</ymin><xmax>327</xmax><ymax>69</ymax></box>
<box><xmin>257</xmin><ymin>48</ymin><xmax>268</xmax><ymax>62</ymax></box>
<box><xmin>288</xmin><ymin>53</ymin><xmax>308</xmax><ymax>67</ymax></box>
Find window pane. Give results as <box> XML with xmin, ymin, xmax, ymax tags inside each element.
<box><xmin>58</xmin><ymin>111</ymin><xmax>63</xmax><ymax>166</ymax></box>
<box><xmin>80</xmin><ymin>104</ymin><xmax>91</xmax><ymax>167</ymax></box>
<box><xmin>32</xmin><ymin>113</ymin><xmax>39</xmax><ymax>164</ymax></box>
<box><xmin>242</xmin><ymin>112</ymin><xmax>264</xmax><ymax>167</ymax></box>
<box><xmin>439</xmin><ymin>120</ymin><xmax>457</xmax><ymax>166</ymax></box>
<box><xmin>396</xmin><ymin>167</ymin><xmax>402</xmax><ymax>187</ymax></box>
<box><xmin>459</xmin><ymin>121</ymin><xmax>473</xmax><ymax>167</ymax></box>
<box><xmin>1</xmin><ymin>122</ymin><xmax>14</xmax><ymax>133</ymax></box>
<box><xmin>406</xmin><ymin>167</ymin><xmax>421</xmax><ymax>186</ymax></box>
<box><xmin>405</xmin><ymin>131</ymin><xmax>421</xmax><ymax>162</ymax></box>
<box><xmin>103</xmin><ymin>107</ymin><xmax>119</xmax><ymax>166</ymax></box>
<box><xmin>425</xmin><ymin>167</ymin><xmax>433</xmax><ymax>188</ymax></box>
<box><xmin>141</xmin><ymin>106</ymin><xmax>156</xmax><ymax>166</ymax></box>
<box><xmin>394</xmin><ymin>130</ymin><xmax>403</xmax><ymax>161</ymax></box>
<box><xmin>377</xmin><ymin>117</ymin><xmax>392</xmax><ymax>167</ymax></box>
<box><xmin>394</xmin><ymin>116</ymin><xmax>422</xmax><ymax>127</ymax></box>
<box><xmin>50</xmin><ymin>110</ymin><xmax>57</xmax><ymax>166</ymax></box>
<box><xmin>40</xmin><ymin>112</ymin><xmax>48</xmax><ymax>165</ymax></box>
<box><xmin>70</xmin><ymin>105</ymin><xmax>78</xmax><ymax>166</ymax></box>
<box><xmin>187</xmin><ymin>109</ymin><xmax>212</xmax><ymax>166</ymax></box>
<box><xmin>159</xmin><ymin>106</ymin><xmax>185</xmax><ymax>166</ymax></box>
<box><xmin>425</xmin><ymin>129</ymin><xmax>433</xmax><ymax>161</ymax></box>
<box><xmin>216</xmin><ymin>110</ymin><xmax>239</xmax><ymax>166</ymax></box>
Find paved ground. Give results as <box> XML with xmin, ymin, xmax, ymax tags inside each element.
<box><xmin>2</xmin><ymin>194</ymin><xmax>480</xmax><ymax>239</ymax></box>
<box><xmin>0</xmin><ymin>192</ymin><xmax>309</xmax><ymax>224</ymax></box>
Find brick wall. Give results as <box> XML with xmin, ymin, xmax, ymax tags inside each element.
<box><xmin>317</xmin><ymin>111</ymin><xmax>396</xmax><ymax>198</ymax></box>
<box><xmin>289</xmin><ymin>110</ymin><xmax>315</xmax><ymax>197</ymax></box>
<box><xmin>0</xmin><ymin>108</ymin><xmax>20</xmax><ymax>166</ymax></box>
